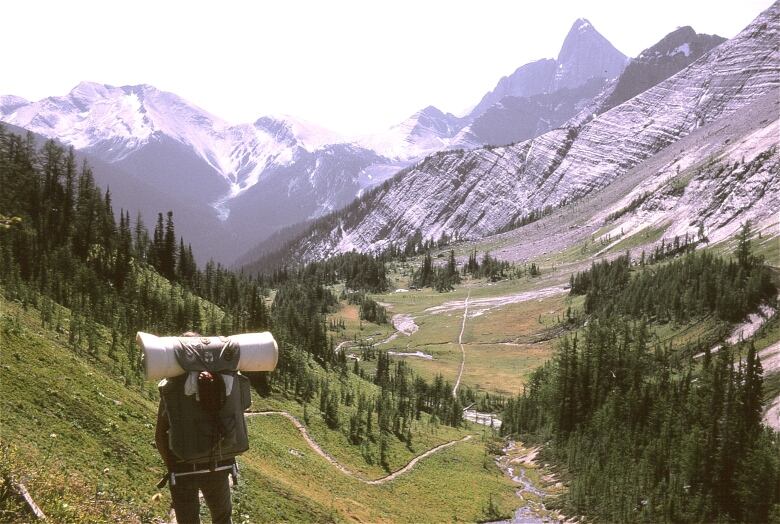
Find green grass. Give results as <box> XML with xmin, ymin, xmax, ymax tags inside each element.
<box><xmin>753</xmin><ymin>232</ymin><xmax>780</xmax><ymax>268</ymax></box>
<box><xmin>752</xmin><ymin>313</ymin><xmax>780</xmax><ymax>353</ymax></box>
<box><xmin>0</xmin><ymin>289</ymin><xmax>526</xmax><ymax>522</ymax></box>
<box><xmin>648</xmin><ymin>317</ymin><xmax>726</xmax><ymax>351</ymax></box>
<box><xmin>708</xmin><ymin>230</ymin><xmax>780</xmax><ymax>270</ymax></box>
<box><xmin>249</xmin><ymin>368</ymin><xmax>470</xmax><ymax>479</ymax></box>
<box><xmin>237</xmin><ymin>416</ymin><xmax>517</xmax><ymax>523</ymax></box>
<box><xmin>362</xmin><ymin>279</ymin><xmax>572</xmax><ymax>396</ymax></box>
<box><xmin>601</xmin><ymin>223</ymin><xmax>669</xmax><ymax>255</ymax></box>
<box><xmin>0</xmin><ymin>294</ymin><xmax>168</xmax><ymax>522</ymax></box>
<box><xmin>326</xmin><ymin>300</ymin><xmax>395</xmax><ymax>348</ymax></box>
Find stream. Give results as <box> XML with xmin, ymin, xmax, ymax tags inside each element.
<box><xmin>488</xmin><ymin>441</ymin><xmax>561</xmax><ymax>524</ymax></box>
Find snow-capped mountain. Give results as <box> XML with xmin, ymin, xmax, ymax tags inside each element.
<box><xmin>0</xmin><ymin>95</ymin><xmax>29</xmax><ymax>113</ymax></box>
<box><xmin>0</xmin><ymin>83</ymin><xmax>349</xmax><ymax>204</ymax></box>
<box><xmin>0</xmin><ymin>82</ymin><xmax>399</xmax><ymax>261</ymax></box>
<box><xmin>263</xmin><ymin>2</ymin><xmax>779</xmax><ymax>263</ymax></box>
<box><xmin>354</xmin><ymin>106</ymin><xmax>463</xmax><ymax>161</ymax></box>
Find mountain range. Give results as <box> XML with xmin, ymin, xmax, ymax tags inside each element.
<box><xmin>1</xmin><ymin>12</ymin><xmax>753</xmax><ymax>268</ymax></box>
<box><xmin>2</xmin><ymin>17</ymin><xmax>638</xmax><ymax>263</ymax></box>
<box><xmin>239</xmin><ymin>3</ymin><xmax>778</xmax><ymax>270</ymax></box>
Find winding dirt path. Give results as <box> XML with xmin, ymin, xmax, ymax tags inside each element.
<box><xmin>453</xmin><ymin>288</ymin><xmax>471</xmax><ymax>398</ymax></box>
<box><xmin>245</xmin><ymin>411</ymin><xmax>471</xmax><ymax>484</ymax></box>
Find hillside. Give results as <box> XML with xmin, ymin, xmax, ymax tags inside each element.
<box><xmin>251</xmin><ymin>3</ymin><xmax>778</xmax><ymax>266</ymax></box>
<box><xmin>0</xmin><ymin>288</ymin><xmax>527</xmax><ymax>522</ymax></box>
<box><xmin>0</xmin><ymin>131</ymin><xmax>534</xmax><ymax>522</ymax></box>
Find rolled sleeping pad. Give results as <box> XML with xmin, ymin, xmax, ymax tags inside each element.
<box><xmin>232</xmin><ymin>332</ymin><xmax>279</xmax><ymax>372</ymax></box>
<box><xmin>137</xmin><ymin>332</ymin><xmax>279</xmax><ymax>380</ymax></box>
<box><xmin>137</xmin><ymin>332</ymin><xmax>184</xmax><ymax>380</ymax></box>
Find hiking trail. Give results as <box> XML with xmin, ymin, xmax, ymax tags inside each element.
<box><xmin>453</xmin><ymin>288</ymin><xmax>471</xmax><ymax>398</ymax></box>
<box><xmin>245</xmin><ymin>411</ymin><xmax>471</xmax><ymax>484</ymax></box>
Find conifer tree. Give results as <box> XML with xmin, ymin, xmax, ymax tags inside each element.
<box><xmin>163</xmin><ymin>211</ymin><xmax>177</xmax><ymax>280</ymax></box>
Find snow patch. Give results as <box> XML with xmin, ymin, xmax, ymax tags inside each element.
<box><xmin>670</xmin><ymin>43</ymin><xmax>691</xmax><ymax>57</ymax></box>
<box><xmin>425</xmin><ymin>286</ymin><xmax>568</xmax><ymax>316</ymax></box>
<box><xmin>387</xmin><ymin>351</ymin><xmax>433</xmax><ymax>360</ymax></box>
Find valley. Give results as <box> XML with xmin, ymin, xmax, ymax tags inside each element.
<box><xmin>2</xmin><ymin>2</ymin><xmax>779</xmax><ymax>522</ymax></box>
<box><xmin>1</xmin><ymin>164</ymin><xmax>778</xmax><ymax>521</ymax></box>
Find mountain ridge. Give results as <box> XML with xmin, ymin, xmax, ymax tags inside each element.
<box><xmin>0</xmin><ymin>17</ymin><xmax>735</xmax><ymax>266</ymax></box>
<box><xmin>243</xmin><ymin>2</ymin><xmax>778</xmax><ymax>268</ymax></box>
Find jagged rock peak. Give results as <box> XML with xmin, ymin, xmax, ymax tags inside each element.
<box><xmin>408</xmin><ymin>105</ymin><xmax>461</xmax><ymax>134</ymax></box>
<box><xmin>554</xmin><ymin>17</ymin><xmax>628</xmax><ymax>90</ymax></box>
<box><xmin>571</xmin><ymin>18</ymin><xmax>594</xmax><ymax>32</ymax></box>
<box><xmin>636</xmin><ymin>25</ymin><xmax>725</xmax><ymax>59</ymax></box>
<box><xmin>414</xmin><ymin>105</ymin><xmax>450</xmax><ymax>120</ymax></box>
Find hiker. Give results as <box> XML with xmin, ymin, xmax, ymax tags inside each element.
<box><xmin>154</xmin><ymin>332</ymin><xmax>237</xmax><ymax>524</ymax></box>
<box><xmin>156</xmin><ymin>386</ymin><xmax>234</xmax><ymax>523</ymax></box>
<box><xmin>141</xmin><ymin>329</ymin><xmax>278</xmax><ymax>523</ymax></box>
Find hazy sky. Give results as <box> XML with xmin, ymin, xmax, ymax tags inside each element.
<box><xmin>1</xmin><ymin>0</ymin><xmax>773</xmax><ymax>135</ymax></box>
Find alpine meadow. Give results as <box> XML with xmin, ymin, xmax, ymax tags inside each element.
<box><xmin>1</xmin><ymin>2</ymin><xmax>779</xmax><ymax>523</ymax></box>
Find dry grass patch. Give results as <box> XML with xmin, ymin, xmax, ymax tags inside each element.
<box><xmin>459</xmin><ymin>343</ymin><xmax>554</xmax><ymax>396</ymax></box>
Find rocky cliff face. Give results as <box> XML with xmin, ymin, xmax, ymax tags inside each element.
<box><xmin>595</xmin><ymin>91</ymin><xmax>779</xmax><ymax>252</ymax></box>
<box><xmin>442</xmin><ymin>89</ymin><xmax>778</xmax><ymax>268</ymax></box>
<box><xmin>601</xmin><ymin>26</ymin><xmax>726</xmax><ymax>112</ymax></box>
<box><xmin>552</xmin><ymin>18</ymin><xmax>628</xmax><ymax>91</ymax></box>
<box><xmin>281</xmin><ymin>3</ymin><xmax>779</xmax><ymax>262</ymax></box>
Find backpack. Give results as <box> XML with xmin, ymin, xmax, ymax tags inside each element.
<box><xmin>159</xmin><ymin>336</ymin><xmax>252</xmax><ymax>466</ymax></box>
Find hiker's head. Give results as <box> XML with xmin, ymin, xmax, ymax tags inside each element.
<box><xmin>181</xmin><ymin>331</ymin><xmax>201</xmax><ymax>337</ymax></box>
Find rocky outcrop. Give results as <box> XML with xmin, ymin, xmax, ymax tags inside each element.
<box><xmin>601</xmin><ymin>26</ymin><xmax>726</xmax><ymax>112</ymax></box>
<box><xmin>468</xmin><ymin>59</ymin><xmax>558</xmax><ymax>120</ymax></box>
<box><xmin>455</xmin><ymin>77</ymin><xmax>606</xmax><ymax>147</ymax></box>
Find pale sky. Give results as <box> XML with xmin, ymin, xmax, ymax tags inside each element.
<box><xmin>1</xmin><ymin>0</ymin><xmax>773</xmax><ymax>136</ymax></box>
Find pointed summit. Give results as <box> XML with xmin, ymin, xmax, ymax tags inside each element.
<box><xmin>572</xmin><ymin>18</ymin><xmax>593</xmax><ymax>31</ymax></box>
<box><xmin>553</xmin><ymin>18</ymin><xmax>627</xmax><ymax>91</ymax></box>
<box><xmin>68</xmin><ymin>81</ymin><xmax>113</xmax><ymax>100</ymax></box>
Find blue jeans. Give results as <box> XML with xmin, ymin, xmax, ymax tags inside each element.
<box><xmin>170</xmin><ymin>469</ymin><xmax>232</xmax><ymax>524</ymax></box>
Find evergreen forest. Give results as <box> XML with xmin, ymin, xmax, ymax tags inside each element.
<box><xmin>502</xmin><ymin>237</ymin><xmax>780</xmax><ymax>522</ymax></box>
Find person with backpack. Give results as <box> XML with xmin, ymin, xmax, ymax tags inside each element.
<box><xmin>154</xmin><ymin>332</ymin><xmax>251</xmax><ymax>524</ymax></box>
<box><xmin>141</xmin><ymin>329</ymin><xmax>277</xmax><ymax>523</ymax></box>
